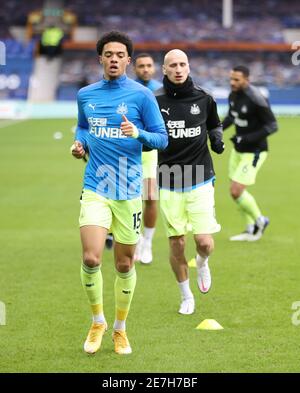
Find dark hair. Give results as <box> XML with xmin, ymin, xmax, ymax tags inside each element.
<box><xmin>133</xmin><ymin>53</ymin><xmax>154</xmax><ymax>65</ymax></box>
<box><xmin>233</xmin><ymin>65</ymin><xmax>250</xmax><ymax>77</ymax></box>
<box><xmin>96</xmin><ymin>31</ymin><xmax>133</xmax><ymax>57</ymax></box>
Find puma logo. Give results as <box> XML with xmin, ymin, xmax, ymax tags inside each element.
<box><xmin>161</xmin><ymin>108</ymin><xmax>170</xmax><ymax>116</ymax></box>
<box><xmin>88</xmin><ymin>103</ymin><xmax>96</xmax><ymax>111</ymax></box>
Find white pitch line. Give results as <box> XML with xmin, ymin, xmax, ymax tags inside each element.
<box><xmin>0</xmin><ymin>119</ymin><xmax>28</xmax><ymax>129</ymax></box>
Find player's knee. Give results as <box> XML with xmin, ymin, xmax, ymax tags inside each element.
<box><xmin>230</xmin><ymin>185</ymin><xmax>242</xmax><ymax>200</ymax></box>
<box><xmin>169</xmin><ymin>236</ymin><xmax>185</xmax><ymax>256</ymax></box>
<box><xmin>115</xmin><ymin>259</ymin><xmax>132</xmax><ymax>273</ymax></box>
<box><xmin>196</xmin><ymin>237</ymin><xmax>214</xmax><ymax>256</ymax></box>
<box><xmin>83</xmin><ymin>252</ymin><xmax>100</xmax><ymax>268</ymax></box>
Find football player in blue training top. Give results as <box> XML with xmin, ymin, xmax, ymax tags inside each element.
<box><xmin>71</xmin><ymin>31</ymin><xmax>168</xmax><ymax>355</ymax></box>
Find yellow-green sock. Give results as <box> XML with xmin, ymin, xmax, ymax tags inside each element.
<box><xmin>236</xmin><ymin>190</ymin><xmax>262</xmax><ymax>223</ymax></box>
<box><xmin>113</xmin><ymin>267</ymin><xmax>137</xmax><ymax>331</ymax></box>
<box><xmin>237</xmin><ymin>205</ymin><xmax>255</xmax><ymax>228</ymax></box>
<box><xmin>81</xmin><ymin>263</ymin><xmax>105</xmax><ymax>323</ymax></box>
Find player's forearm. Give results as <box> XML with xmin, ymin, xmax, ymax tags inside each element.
<box><xmin>256</xmin><ymin>104</ymin><xmax>278</xmax><ymax>136</ymax></box>
<box><xmin>242</xmin><ymin>121</ymin><xmax>278</xmax><ymax>143</ymax></box>
<box><xmin>208</xmin><ymin>126</ymin><xmax>223</xmax><ymax>141</ymax></box>
<box><xmin>75</xmin><ymin>126</ymin><xmax>88</xmax><ymax>150</ymax></box>
<box><xmin>208</xmin><ymin>126</ymin><xmax>225</xmax><ymax>154</ymax></box>
<box><xmin>137</xmin><ymin>128</ymin><xmax>168</xmax><ymax>150</ymax></box>
<box><xmin>263</xmin><ymin>120</ymin><xmax>278</xmax><ymax>136</ymax></box>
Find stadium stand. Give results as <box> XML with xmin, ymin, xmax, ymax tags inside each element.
<box><xmin>58</xmin><ymin>51</ymin><xmax>300</xmax><ymax>89</ymax></box>
<box><xmin>0</xmin><ymin>0</ymin><xmax>44</xmax><ymax>33</ymax></box>
<box><xmin>0</xmin><ymin>39</ymin><xmax>35</xmax><ymax>99</ymax></box>
<box><xmin>63</xmin><ymin>0</ymin><xmax>300</xmax><ymax>43</ymax></box>
<box><xmin>0</xmin><ymin>0</ymin><xmax>299</xmax><ymax>110</ymax></box>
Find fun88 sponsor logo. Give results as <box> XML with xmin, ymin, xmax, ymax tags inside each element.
<box><xmin>88</xmin><ymin>117</ymin><xmax>126</xmax><ymax>138</ymax></box>
<box><xmin>167</xmin><ymin>119</ymin><xmax>201</xmax><ymax>138</ymax></box>
<box><xmin>88</xmin><ymin>117</ymin><xmax>107</xmax><ymax>127</ymax></box>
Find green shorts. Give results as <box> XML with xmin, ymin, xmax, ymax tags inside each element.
<box><xmin>228</xmin><ymin>149</ymin><xmax>268</xmax><ymax>186</ymax></box>
<box><xmin>159</xmin><ymin>182</ymin><xmax>221</xmax><ymax>237</ymax></box>
<box><xmin>79</xmin><ymin>189</ymin><xmax>142</xmax><ymax>244</ymax></box>
<box><xmin>142</xmin><ymin>150</ymin><xmax>158</xmax><ymax>179</ymax></box>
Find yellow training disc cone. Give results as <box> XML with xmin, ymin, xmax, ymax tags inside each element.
<box><xmin>188</xmin><ymin>258</ymin><xmax>196</xmax><ymax>268</ymax></box>
<box><xmin>196</xmin><ymin>319</ymin><xmax>224</xmax><ymax>330</ymax></box>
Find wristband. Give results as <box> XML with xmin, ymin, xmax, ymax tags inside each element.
<box><xmin>132</xmin><ymin>125</ymin><xmax>139</xmax><ymax>138</ymax></box>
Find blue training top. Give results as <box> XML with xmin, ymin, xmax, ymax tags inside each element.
<box><xmin>75</xmin><ymin>74</ymin><xmax>168</xmax><ymax>200</ymax></box>
<box><xmin>135</xmin><ymin>78</ymin><xmax>162</xmax><ymax>92</ymax></box>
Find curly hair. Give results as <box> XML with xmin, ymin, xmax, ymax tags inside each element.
<box><xmin>96</xmin><ymin>31</ymin><xmax>133</xmax><ymax>57</ymax></box>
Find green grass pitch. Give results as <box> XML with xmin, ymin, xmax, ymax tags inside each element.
<box><xmin>0</xmin><ymin>117</ymin><xmax>299</xmax><ymax>372</ymax></box>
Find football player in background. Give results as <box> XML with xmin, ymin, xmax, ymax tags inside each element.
<box><xmin>156</xmin><ymin>49</ymin><xmax>224</xmax><ymax>314</ymax></box>
<box><xmin>133</xmin><ymin>53</ymin><xmax>162</xmax><ymax>264</ymax></box>
<box><xmin>223</xmin><ymin>65</ymin><xmax>278</xmax><ymax>241</ymax></box>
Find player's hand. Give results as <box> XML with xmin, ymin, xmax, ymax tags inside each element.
<box><xmin>210</xmin><ymin>138</ymin><xmax>225</xmax><ymax>154</ymax></box>
<box><xmin>120</xmin><ymin>115</ymin><xmax>139</xmax><ymax>138</ymax></box>
<box><xmin>70</xmin><ymin>141</ymin><xmax>86</xmax><ymax>159</ymax></box>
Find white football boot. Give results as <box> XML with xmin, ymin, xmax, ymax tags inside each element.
<box><xmin>252</xmin><ymin>216</ymin><xmax>270</xmax><ymax>240</ymax></box>
<box><xmin>229</xmin><ymin>230</ymin><xmax>257</xmax><ymax>241</ymax></box>
<box><xmin>230</xmin><ymin>218</ymin><xmax>269</xmax><ymax>242</ymax></box>
<box><xmin>178</xmin><ymin>297</ymin><xmax>195</xmax><ymax>315</ymax></box>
